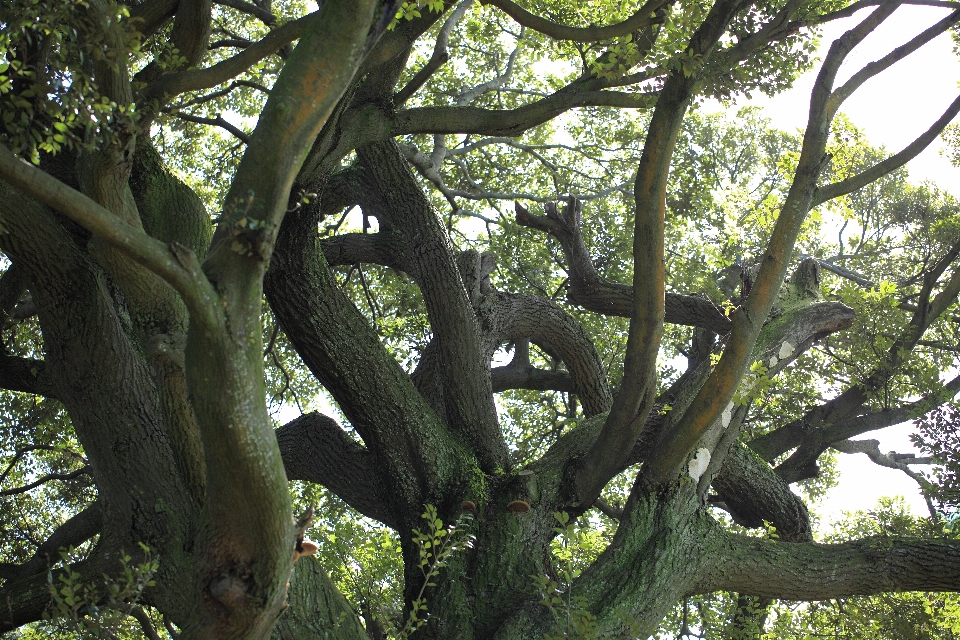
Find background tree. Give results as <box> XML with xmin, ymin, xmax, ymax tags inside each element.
<box><xmin>2</xmin><ymin>0</ymin><xmax>960</xmax><ymax>639</ymax></box>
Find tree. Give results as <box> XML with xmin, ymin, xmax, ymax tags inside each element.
<box><xmin>1</xmin><ymin>0</ymin><xmax>960</xmax><ymax>638</ymax></box>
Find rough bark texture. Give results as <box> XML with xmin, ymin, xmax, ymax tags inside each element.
<box><xmin>3</xmin><ymin>2</ymin><xmax>960</xmax><ymax>639</ymax></box>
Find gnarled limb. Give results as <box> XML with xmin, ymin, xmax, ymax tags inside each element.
<box><xmin>266</xmin><ymin>203</ymin><xmax>467</xmax><ymax>523</ymax></box>
<box><xmin>357</xmin><ymin>140</ymin><xmax>507</xmax><ymax>472</ymax></box>
<box><xmin>479</xmin><ymin>291</ymin><xmax>613</xmax><ymax>417</ymax></box>
<box><xmin>698</xmin><ymin>531</ymin><xmax>960</xmax><ymax>600</ymax></box>
<box><xmin>320</xmin><ymin>232</ymin><xmax>410</xmax><ymax>273</ymax></box>
<box><xmin>515</xmin><ymin>198</ymin><xmax>731</xmax><ymax>334</ymax></box>
<box><xmin>128</xmin><ymin>0</ymin><xmax>180</xmax><ymax>37</ymax></box>
<box><xmin>712</xmin><ymin>443</ymin><xmax>812</xmax><ymax>543</ymax></box>
<box><xmin>276</xmin><ymin>413</ymin><xmax>398</xmax><ymax>530</ymax></box>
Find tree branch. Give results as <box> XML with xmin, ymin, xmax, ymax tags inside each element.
<box><xmin>395</xmin><ymin>0</ymin><xmax>474</xmax><ymax>105</ymax></box>
<box><xmin>0</xmin><ymin>356</ymin><xmax>57</xmax><ymax>398</ymax></box>
<box><xmin>0</xmin><ymin>466</ymin><xmax>90</xmax><ymax>497</ymax></box>
<box><xmin>276</xmin><ymin>413</ymin><xmax>399</xmax><ymax>529</ymax></box>
<box><xmin>515</xmin><ymin>199</ymin><xmax>732</xmax><ymax>333</ymax></box>
<box><xmin>356</xmin><ymin>140</ymin><xmax>507</xmax><ymax>472</ymax></box>
<box><xmin>481</xmin><ymin>0</ymin><xmax>669</xmax><ymax>42</ymax></box>
<box><xmin>140</xmin><ymin>12</ymin><xmax>316</xmax><ymax>106</ymax></box>
<box><xmin>215</xmin><ymin>0</ymin><xmax>277</xmax><ymax>26</ymax></box>
<box><xmin>712</xmin><ymin>443</ymin><xmax>812</xmax><ymax>542</ymax></box>
<box><xmin>480</xmin><ymin>291</ymin><xmax>613</xmax><ymax>417</ymax></box>
<box><xmin>128</xmin><ymin>0</ymin><xmax>180</xmax><ymax>37</ymax></box>
<box><xmin>394</xmin><ymin>84</ymin><xmax>656</xmax><ymax>137</ymax></box>
<box><xmin>172</xmin><ymin>112</ymin><xmax>252</xmax><ymax>144</ymax></box>
<box><xmin>752</xmin><ymin>251</ymin><xmax>960</xmax><ymax>481</ymax></box>
<box><xmin>491</xmin><ymin>365</ymin><xmax>575</xmax><ymax>394</ymax></box>
<box><xmin>0</xmin><ymin>501</ymin><xmax>102</xmax><ymax>581</ymax></box>
<box><xmin>830</xmin><ymin>9</ymin><xmax>960</xmax><ymax>112</ymax></box>
<box><xmin>814</xmin><ymin>93</ymin><xmax>960</xmax><ymax>207</ymax></box>
<box><xmin>640</xmin><ymin>1</ymin><xmax>899</xmax><ymax>484</ymax></box>
<box><xmin>266</xmin><ymin>196</ymin><xmax>467</xmax><ymax>522</ymax></box>
<box><xmin>0</xmin><ymin>144</ymin><xmax>220</xmax><ymax>331</ymax></box>
<box><xmin>699</xmin><ymin>532</ymin><xmax>960</xmax><ymax>600</ymax></box>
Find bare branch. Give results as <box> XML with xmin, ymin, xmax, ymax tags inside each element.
<box><xmin>829</xmin><ymin>9</ymin><xmax>960</xmax><ymax>112</ymax></box>
<box><xmin>395</xmin><ymin>0</ymin><xmax>474</xmax><ymax>105</ymax></box>
<box><xmin>0</xmin><ymin>466</ymin><xmax>91</xmax><ymax>496</ymax></box>
<box><xmin>491</xmin><ymin>364</ymin><xmax>575</xmax><ymax>393</ymax></box>
<box><xmin>394</xmin><ymin>85</ymin><xmax>657</xmax><ymax>137</ymax></box>
<box><xmin>0</xmin><ymin>356</ymin><xmax>57</xmax><ymax>398</ymax></box>
<box><xmin>456</xmin><ymin>27</ymin><xmax>523</xmax><ymax>105</ymax></box>
<box><xmin>172</xmin><ymin>112</ymin><xmax>252</xmax><ymax>144</ymax></box>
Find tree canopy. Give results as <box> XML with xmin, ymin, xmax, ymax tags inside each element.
<box><xmin>2</xmin><ymin>0</ymin><xmax>960</xmax><ymax>638</ymax></box>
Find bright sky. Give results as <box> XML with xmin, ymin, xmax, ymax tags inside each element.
<box><xmin>726</xmin><ymin>4</ymin><xmax>960</xmax><ymax>523</ymax></box>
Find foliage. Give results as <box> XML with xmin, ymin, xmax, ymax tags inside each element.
<box><xmin>41</xmin><ymin>543</ymin><xmax>158</xmax><ymax>639</ymax></box>
<box><xmin>400</xmin><ymin>505</ymin><xmax>474</xmax><ymax>638</ymax></box>
<box><xmin>2</xmin><ymin>0</ymin><xmax>960</xmax><ymax>638</ymax></box>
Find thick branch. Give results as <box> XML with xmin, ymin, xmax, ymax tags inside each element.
<box><xmin>319</xmin><ymin>232</ymin><xmax>408</xmax><ymax>272</ymax></box>
<box><xmin>276</xmin><ymin>413</ymin><xmax>398</xmax><ymax>529</ymax></box>
<box><xmin>0</xmin><ymin>144</ymin><xmax>220</xmax><ymax>330</ymax></box>
<box><xmin>0</xmin><ymin>502</ymin><xmax>102</xmax><ymax>581</ymax></box>
<box><xmin>394</xmin><ymin>85</ymin><xmax>655</xmax><ymax>137</ymax></box>
<box><xmin>481</xmin><ymin>291</ymin><xmax>613</xmax><ymax>417</ymax></box>
<box><xmin>592</xmin><ymin>0</ymin><xmax>743</xmax><ymax>490</ymax></box>
<box><xmin>129</xmin><ymin>0</ymin><xmax>180</xmax><ymax>37</ymax></box>
<box><xmin>266</xmin><ymin>201</ymin><xmax>467</xmax><ymax>522</ymax></box>
<box><xmin>491</xmin><ymin>365</ymin><xmax>575</xmax><ymax>394</ymax></box>
<box><xmin>357</xmin><ymin>140</ymin><xmax>507</xmax><ymax>472</ymax></box>
<box><xmin>699</xmin><ymin>532</ymin><xmax>960</xmax><ymax>600</ymax></box>
<box><xmin>141</xmin><ymin>12</ymin><xmax>315</xmax><ymax>105</ymax></box>
<box><xmin>0</xmin><ymin>356</ymin><xmax>57</xmax><ymax>398</ymax></box>
<box><xmin>712</xmin><ymin>443</ymin><xmax>812</xmax><ymax>542</ymax></box>
<box><xmin>515</xmin><ymin>199</ymin><xmax>731</xmax><ymax>334</ymax></box>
